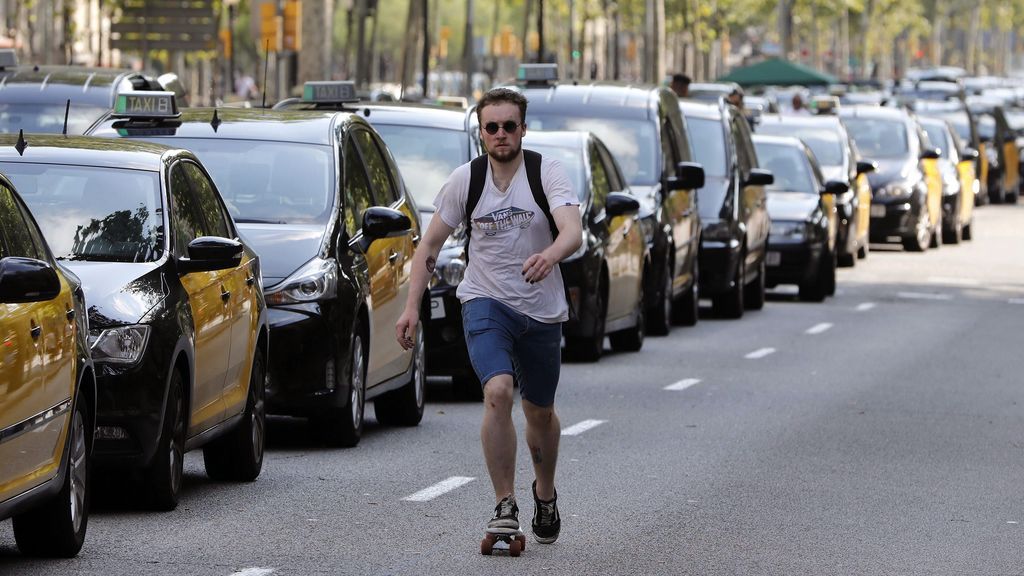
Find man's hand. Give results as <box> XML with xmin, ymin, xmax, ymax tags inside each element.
<box><xmin>522</xmin><ymin>252</ymin><xmax>557</xmax><ymax>284</ymax></box>
<box><xmin>395</xmin><ymin>307</ymin><xmax>419</xmax><ymax>350</ymax></box>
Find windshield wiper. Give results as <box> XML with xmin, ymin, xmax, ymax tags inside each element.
<box><xmin>234</xmin><ymin>218</ymin><xmax>287</xmax><ymax>224</ymax></box>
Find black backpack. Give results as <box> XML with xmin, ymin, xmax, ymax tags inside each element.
<box><xmin>463</xmin><ymin>150</ymin><xmax>575</xmax><ymax>320</ymax></box>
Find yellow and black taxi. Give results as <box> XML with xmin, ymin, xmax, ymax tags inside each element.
<box><xmin>751</xmin><ymin>135</ymin><xmax>842</xmax><ymax>302</ymax></box>
<box><xmin>0</xmin><ymin>171</ymin><xmax>95</xmax><ymax>556</ymax></box>
<box><xmin>525</xmin><ymin>130</ymin><xmax>647</xmax><ymax>362</ymax></box>
<box><xmin>840</xmin><ymin>106</ymin><xmax>942</xmax><ymax>252</ymax></box>
<box><xmin>918</xmin><ymin>115</ymin><xmax>977</xmax><ymax>243</ymax></box>
<box><xmin>967</xmin><ymin>99</ymin><xmax>1020</xmax><ymax>204</ymax></box>
<box><xmin>88</xmin><ymin>87</ymin><xmax>425</xmax><ymax>447</ymax></box>
<box><xmin>0</xmin><ymin>49</ymin><xmax>168</xmax><ymax>135</ymax></box>
<box><xmin>0</xmin><ymin>118</ymin><xmax>270</xmax><ymax>511</ymax></box>
<box><xmin>912</xmin><ymin>100</ymin><xmax>989</xmax><ymax>206</ymax></box>
<box><xmin>509</xmin><ymin>64</ymin><xmax>704</xmax><ymax>335</ymax></box>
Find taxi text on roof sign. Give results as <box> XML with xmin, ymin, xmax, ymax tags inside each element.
<box><xmin>517</xmin><ymin>63</ymin><xmax>558</xmax><ymax>83</ymax></box>
<box><xmin>113</xmin><ymin>91</ymin><xmax>180</xmax><ymax>119</ymax></box>
<box><xmin>303</xmin><ymin>81</ymin><xmax>358</xmax><ymax>104</ymax></box>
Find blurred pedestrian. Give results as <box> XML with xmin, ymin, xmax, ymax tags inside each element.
<box><xmin>670</xmin><ymin>73</ymin><xmax>691</xmax><ymax>98</ymax></box>
<box><xmin>789</xmin><ymin>93</ymin><xmax>812</xmax><ymax>115</ymax></box>
<box><xmin>727</xmin><ymin>86</ymin><xmax>744</xmax><ymax>108</ymax></box>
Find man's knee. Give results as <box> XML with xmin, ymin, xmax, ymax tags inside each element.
<box><xmin>522</xmin><ymin>399</ymin><xmax>556</xmax><ymax>425</ymax></box>
<box><xmin>483</xmin><ymin>374</ymin><xmax>515</xmax><ymax>408</ymax></box>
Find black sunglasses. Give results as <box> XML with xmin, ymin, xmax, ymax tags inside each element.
<box><xmin>483</xmin><ymin>121</ymin><xmax>522</xmax><ymax>135</ymax></box>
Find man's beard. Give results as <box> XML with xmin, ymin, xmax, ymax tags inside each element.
<box><xmin>489</xmin><ymin>140</ymin><xmax>521</xmax><ymax>163</ymax></box>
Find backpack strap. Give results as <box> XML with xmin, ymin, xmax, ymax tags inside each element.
<box><xmin>523</xmin><ymin>149</ymin><xmax>559</xmax><ymax>243</ymax></box>
<box><xmin>464</xmin><ymin>154</ymin><xmax>489</xmax><ymax>258</ymax></box>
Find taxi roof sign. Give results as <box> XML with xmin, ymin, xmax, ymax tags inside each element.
<box><xmin>113</xmin><ymin>91</ymin><xmax>180</xmax><ymax>119</ymax></box>
<box><xmin>0</xmin><ymin>49</ymin><xmax>18</xmax><ymax>69</ymax></box>
<box><xmin>303</xmin><ymin>81</ymin><xmax>358</xmax><ymax>104</ymax></box>
<box><xmin>517</xmin><ymin>64</ymin><xmax>558</xmax><ymax>85</ymax></box>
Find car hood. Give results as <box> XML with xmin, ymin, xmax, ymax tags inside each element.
<box><xmin>820</xmin><ymin>165</ymin><xmax>846</xmax><ymax>183</ymax></box>
<box><xmin>237</xmin><ymin>223</ymin><xmax>325</xmax><ymax>285</ymax></box>
<box><xmin>867</xmin><ymin>157</ymin><xmax>916</xmax><ymax>188</ymax></box>
<box><xmin>767</xmin><ymin>192</ymin><xmax>820</xmax><ymax>221</ymax></box>
<box><xmin>62</xmin><ymin>261</ymin><xmax>166</xmax><ymax>327</ymax></box>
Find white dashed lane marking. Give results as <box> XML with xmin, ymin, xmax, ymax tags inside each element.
<box><xmin>927</xmin><ymin>276</ymin><xmax>980</xmax><ymax>286</ymax></box>
<box><xmin>228</xmin><ymin>569</ymin><xmax>275</xmax><ymax>576</ymax></box>
<box><xmin>403</xmin><ymin>476</ymin><xmax>475</xmax><ymax>502</ymax></box>
<box><xmin>664</xmin><ymin>378</ymin><xmax>701</xmax><ymax>391</ymax></box>
<box><xmin>898</xmin><ymin>292</ymin><xmax>953</xmax><ymax>301</ymax></box>
<box><xmin>856</xmin><ymin>302</ymin><xmax>876</xmax><ymax>312</ymax></box>
<box><xmin>561</xmin><ymin>419</ymin><xmax>607</xmax><ymax>436</ymax></box>
<box><xmin>745</xmin><ymin>348</ymin><xmax>776</xmax><ymax>359</ymax></box>
<box><xmin>1010</xmin><ymin>298</ymin><xmax>1024</xmax><ymax>305</ymax></box>
<box><xmin>806</xmin><ymin>322</ymin><xmax>833</xmax><ymax>335</ymax></box>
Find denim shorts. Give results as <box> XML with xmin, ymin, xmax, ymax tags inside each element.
<box><xmin>461</xmin><ymin>297</ymin><xmax>562</xmax><ymax>407</ymax></box>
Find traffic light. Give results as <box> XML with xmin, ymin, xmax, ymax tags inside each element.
<box><xmin>259</xmin><ymin>2</ymin><xmax>277</xmax><ymax>50</ymax></box>
<box><xmin>220</xmin><ymin>28</ymin><xmax>232</xmax><ymax>59</ymax></box>
<box><xmin>283</xmin><ymin>0</ymin><xmax>301</xmax><ymax>52</ymax></box>
<box><xmin>259</xmin><ymin>1</ymin><xmax>301</xmax><ymax>52</ymax></box>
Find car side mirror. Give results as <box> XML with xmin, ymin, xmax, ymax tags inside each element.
<box><xmin>979</xmin><ymin>134</ymin><xmax>993</xmax><ymax>144</ymax></box>
<box><xmin>0</xmin><ymin>256</ymin><xmax>61</xmax><ymax>304</ymax></box>
<box><xmin>822</xmin><ymin>180</ymin><xmax>850</xmax><ymax>196</ymax></box>
<box><xmin>605</xmin><ymin>192</ymin><xmax>641</xmax><ymax>218</ymax></box>
<box><xmin>920</xmin><ymin>148</ymin><xmax>941</xmax><ymax>160</ymax></box>
<box><xmin>856</xmin><ymin>160</ymin><xmax>877</xmax><ymax>175</ymax></box>
<box><xmin>960</xmin><ymin>147</ymin><xmax>980</xmax><ymax>161</ymax></box>
<box><xmin>178</xmin><ymin>236</ymin><xmax>243</xmax><ymax>274</ymax></box>
<box><xmin>668</xmin><ymin>161</ymin><xmax>705</xmax><ymax>191</ymax></box>
<box><xmin>745</xmin><ymin>168</ymin><xmax>774</xmax><ymax>186</ymax></box>
<box><xmin>356</xmin><ymin>206</ymin><xmax>412</xmax><ymax>252</ymax></box>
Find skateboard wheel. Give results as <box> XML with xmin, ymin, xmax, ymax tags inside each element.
<box><xmin>480</xmin><ymin>536</ymin><xmax>493</xmax><ymax>556</ymax></box>
<box><xmin>509</xmin><ymin>539</ymin><xmax>522</xmax><ymax>557</ymax></box>
<box><xmin>516</xmin><ymin>534</ymin><xmax>526</xmax><ymax>552</ymax></box>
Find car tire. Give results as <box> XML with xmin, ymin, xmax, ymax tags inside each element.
<box><xmin>713</xmin><ymin>253</ymin><xmax>745</xmax><ymax>319</ymax></box>
<box><xmin>744</xmin><ymin>258</ymin><xmax>766</xmax><ymax>311</ymax></box>
<box><xmin>315</xmin><ymin>332</ymin><xmax>366</xmax><ymax>447</ymax></box>
<box><xmin>902</xmin><ymin>205</ymin><xmax>930</xmax><ymax>252</ymax></box>
<box><xmin>609</xmin><ymin>298</ymin><xmax>645</xmax><ymax>353</ymax></box>
<box><xmin>838</xmin><ymin>251</ymin><xmax>856</xmax><ymax>267</ymax></box>
<box><xmin>672</xmin><ymin>258</ymin><xmax>699</xmax><ymax>327</ymax></box>
<box><xmin>375</xmin><ymin>322</ymin><xmax>426</xmax><ymax>426</ymax></box>
<box><xmin>1006</xmin><ymin>190</ymin><xmax>1019</xmax><ymax>204</ymax></box>
<box><xmin>962</xmin><ymin>219</ymin><xmax>973</xmax><ymax>241</ymax></box>
<box><xmin>798</xmin><ymin>243</ymin><xmax>829</xmax><ymax>303</ymax></box>
<box><xmin>13</xmin><ymin>396</ymin><xmax>91</xmax><ymax>558</ymax></box>
<box><xmin>825</xmin><ymin>249</ymin><xmax>837</xmax><ymax>297</ymax></box>
<box><xmin>929</xmin><ymin>212</ymin><xmax>942</xmax><ymax>249</ymax></box>
<box><xmin>646</xmin><ymin>255</ymin><xmax>673</xmax><ymax>336</ymax></box>
<box><xmin>942</xmin><ymin>213</ymin><xmax>963</xmax><ymax>245</ymax></box>
<box><xmin>144</xmin><ymin>371</ymin><xmax>185</xmax><ymax>511</ymax></box>
<box><xmin>203</xmin><ymin>346</ymin><xmax>266</xmax><ymax>482</ymax></box>
<box><xmin>857</xmin><ymin>240</ymin><xmax>869</xmax><ymax>260</ymax></box>
<box><xmin>564</xmin><ymin>284</ymin><xmax>605</xmax><ymax>362</ymax></box>
<box><xmin>452</xmin><ymin>372</ymin><xmax>483</xmax><ymax>402</ymax></box>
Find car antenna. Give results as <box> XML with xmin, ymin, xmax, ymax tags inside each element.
<box><xmin>15</xmin><ymin>129</ymin><xmax>27</xmax><ymax>156</ymax></box>
<box><xmin>261</xmin><ymin>38</ymin><xmax>270</xmax><ymax>110</ymax></box>
<box><xmin>62</xmin><ymin>99</ymin><xmax>70</xmax><ymax>136</ymax></box>
<box><xmin>210</xmin><ymin>108</ymin><xmax>222</xmax><ymax>132</ymax></box>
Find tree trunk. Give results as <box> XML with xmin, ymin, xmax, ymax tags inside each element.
<box><xmin>966</xmin><ymin>4</ymin><xmax>979</xmax><ymax>74</ymax></box>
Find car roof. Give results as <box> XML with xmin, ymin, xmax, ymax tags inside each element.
<box><xmin>0</xmin><ymin>133</ymin><xmax>175</xmax><ymax>171</ymax></box>
<box><xmin>757</xmin><ymin>114</ymin><xmax>842</xmax><ymax>128</ymax></box>
<box><xmin>358</xmin><ymin>102</ymin><xmax>470</xmax><ymax>131</ymax></box>
<box><xmin>514</xmin><ymin>83</ymin><xmax>663</xmax><ymax>120</ymax></box>
<box><xmin>90</xmin><ymin>108</ymin><xmax>346</xmax><ymax>146</ymax></box>
<box><xmin>0</xmin><ymin>66</ymin><xmax>144</xmax><ymax>107</ymax></box>
<box><xmin>523</xmin><ymin>130</ymin><xmax>588</xmax><ymax>149</ymax></box>
<box><xmin>751</xmin><ymin>134</ymin><xmax>806</xmax><ymax>149</ymax></box>
<box><xmin>917</xmin><ymin>116</ymin><xmax>951</xmax><ymax>130</ymax></box>
<box><xmin>678</xmin><ymin>99</ymin><xmax>722</xmax><ymax>119</ymax></box>
<box><xmin>838</xmin><ymin>105</ymin><xmax>911</xmax><ymax>121</ymax></box>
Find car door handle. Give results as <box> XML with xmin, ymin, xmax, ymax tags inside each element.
<box><xmin>411</xmin><ymin>234</ymin><xmax>421</xmax><ymax>245</ymax></box>
<box><xmin>221</xmin><ymin>287</ymin><xmax>231</xmax><ymax>302</ymax></box>
<box><xmin>66</xmin><ymin>307</ymin><xmax>75</xmax><ymax>321</ymax></box>
<box><xmin>388</xmin><ymin>250</ymin><xmax>400</xmax><ymax>264</ymax></box>
<box><xmin>682</xmin><ymin>209</ymin><xmax>693</xmax><ymax>217</ymax></box>
<box><xmin>30</xmin><ymin>321</ymin><xmax>41</xmax><ymax>340</ymax></box>
<box><xmin>246</xmin><ymin>275</ymin><xmax>255</xmax><ymax>287</ymax></box>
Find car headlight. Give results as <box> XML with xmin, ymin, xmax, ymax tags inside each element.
<box><xmin>89</xmin><ymin>325</ymin><xmax>150</xmax><ymax>365</ymax></box>
<box><xmin>876</xmin><ymin>181</ymin><xmax>914</xmax><ymax>201</ymax></box>
<box><xmin>769</xmin><ymin>221</ymin><xmax>807</xmax><ymax>241</ymax></box>
<box><xmin>265</xmin><ymin>257</ymin><xmax>338</xmax><ymax>305</ymax></box>
<box><xmin>440</xmin><ymin>256</ymin><xmax>466</xmax><ymax>286</ymax></box>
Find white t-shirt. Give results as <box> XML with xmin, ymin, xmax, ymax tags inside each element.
<box><xmin>434</xmin><ymin>153</ymin><xmax>580</xmax><ymax>323</ymax></box>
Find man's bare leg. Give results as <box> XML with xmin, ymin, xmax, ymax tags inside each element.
<box><xmin>522</xmin><ymin>398</ymin><xmax>560</xmax><ymax>500</ymax></box>
<box><xmin>480</xmin><ymin>374</ymin><xmax>516</xmax><ymax>502</ymax></box>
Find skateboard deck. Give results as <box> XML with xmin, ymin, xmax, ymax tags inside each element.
<box><xmin>480</xmin><ymin>528</ymin><xmax>526</xmax><ymax>556</ymax></box>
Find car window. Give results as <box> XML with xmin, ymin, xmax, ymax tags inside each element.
<box><xmin>753</xmin><ymin>142</ymin><xmax>818</xmax><ymax>194</ymax></box>
<box><xmin>526</xmin><ymin>114</ymin><xmax>657</xmax><ymax>186</ymax></box>
<box><xmin>0</xmin><ymin>183</ymin><xmax>44</xmax><ymax>260</ymax></box>
<box><xmin>524</xmin><ymin>143</ymin><xmax>587</xmax><ymax>203</ymax></box>
<box><xmin>730</xmin><ymin>116</ymin><xmax>753</xmax><ymax>178</ymax></box>
<box><xmin>0</xmin><ymin>103</ymin><xmax>109</xmax><ymax>135</ymax></box>
<box><xmin>182</xmin><ymin>162</ymin><xmax>232</xmax><ymax>238</ymax></box>
<box><xmin>596</xmin><ymin>140</ymin><xmax>624</xmax><ymax>192</ymax></box>
<box><xmin>844</xmin><ymin>117</ymin><xmax>911</xmax><ymax>158</ymax></box>
<box><xmin>354</xmin><ymin>128</ymin><xmax>399</xmax><ymax>206</ymax></box>
<box><xmin>589</xmin><ymin>143</ymin><xmax>610</xmax><ymax>213</ymax></box>
<box><xmin>756</xmin><ymin>123</ymin><xmax>843</xmax><ymax>166</ymax></box>
<box><xmin>343</xmin><ymin>135</ymin><xmax>374</xmax><ymax>237</ymax></box>
<box><xmin>660</xmin><ymin>120</ymin><xmax>678</xmax><ymax>181</ymax></box>
<box><xmin>687</xmin><ymin>117</ymin><xmax>727</xmax><ymax>178</ymax></box>
<box><xmin>372</xmin><ymin>124</ymin><xmax>467</xmax><ymax>210</ymax></box>
<box><xmin>169</xmin><ymin>163</ymin><xmax>208</xmax><ymax>256</ymax></box>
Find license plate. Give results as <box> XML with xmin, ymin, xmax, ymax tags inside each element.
<box><xmin>870</xmin><ymin>204</ymin><xmax>886</xmax><ymax>218</ymax></box>
<box><xmin>430</xmin><ymin>296</ymin><xmax>445</xmax><ymax>319</ymax></box>
<box><xmin>766</xmin><ymin>251</ymin><xmax>781</xmax><ymax>267</ymax></box>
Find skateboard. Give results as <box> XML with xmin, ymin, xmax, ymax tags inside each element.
<box><xmin>480</xmin><ymin>528</ymin><xmax>527</xmax><ymax>556</ymax></box>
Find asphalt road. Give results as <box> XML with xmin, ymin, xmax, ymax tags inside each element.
<box><xmin>3</xmin><ymin>204</ymin><xmax>1023</xmax><ymax>576</ymax></box>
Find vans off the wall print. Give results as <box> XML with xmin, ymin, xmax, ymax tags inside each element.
<box><xmin>474</xmin><ymin>206</ymin><xmax>535</xmax><ymax>236</ymax></box>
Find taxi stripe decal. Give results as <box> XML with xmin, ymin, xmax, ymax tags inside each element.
<box><xmin>0</xmin><ymin>399</ymin><xmax>72</xmax><ymax>446</ymax></box>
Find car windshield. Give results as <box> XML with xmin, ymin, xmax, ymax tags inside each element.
<box><xmin>844</xmin><ymin>118</ymin><xmax>910</xmax><ymax>158</ymax></box>
<box><xmin>976</xmin><ymin>115</ymin><xmax>996</xmax><ymax>140</ymax></box>
<box><xmin>686</xmin><ymin>117</ymin><xmax>727</xmax><ymax>178</ymax></box>
<box><xmin>1005</xmin><ymin>111</ymin><xmax>1024</xmax><ymax>132</ymax></box>
<box><xmin>756</xmin><ymin>124</ymin><xmax>843</xmax><ymax>166</ymax></box>
<box><xmin>921</xmin><ymin>123</ymin><xmax>952</xmax><ymax>159</ymax></box>
<box><xmin>145</xmin><ymin>138</ymin><xmax>333</xmax><ymax>225</ymax></box>
<box><xmin>526</xmin><ymin>114</ymin><xmax>658</xmax><ymax>186</ymax></box>
<box><xmin>521</xmin><ymin>143</ymin><xmax>587</xmax><ymax>203</ymax></box>
<box><xmin>0</xmin><ymin>162</ymin><xmax>163</xmax><ymax>262</ymax></box>
<box><xmin>753</xmin><ymin>143</ymin><xmax>817</xmax><ymax>194</ymax></box>
<box><xmin>0</xmin><ymin>103</ymin><xmax>109</xmax><ymax>135</ymax></box>
<box><xmin>372</xmin><ymin>125</ymin><xmax>469</xmax><ymax>210</ymax></box>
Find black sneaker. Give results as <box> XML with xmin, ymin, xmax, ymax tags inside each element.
<box><xmin>487</xmin><ymin>494</ymin><xmax>519</xmax><ymax>532</ymax></box>
<box><xmin>531</xmin><ymin>481</ymin><xmax>560</xmax><ymax>544</ymax></box>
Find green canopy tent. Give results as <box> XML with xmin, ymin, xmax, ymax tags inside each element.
<box><xmin>718</xmin><ymin>58</ymin><xmax>837</xmax><ymax>87</ymax></box>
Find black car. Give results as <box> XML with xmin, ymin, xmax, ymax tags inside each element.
<box><xmin>914</xmin><ymin>100</ymin><xmax>989</xmax><ymax>206</ymax></box>
<box><xmin>524</xmin><ymin>130</ymin><xmax>647</xmax><ymax>361</ymax></box>
<box><xmin>0</xmin><ymin>49</ymin><xmax>168</xmax><ymax>135</ymax></box>
<box><xmin>88</xmin><ymin>87</ymin><xmax>425</xmax><ymax>448</ymax></box>
<box><xmin>967</xmin><ymin>100</ymin><xmax>1020</xmax><ymax>204</ymax></box>
<box><xmin>510</xmin><ymin>65</ymin><xmax>704</xmax><ymax>334</ymax></box>
<box><xmin>1</xmin><ymin>127</ymin><xmax>270</xmax><ymax>511</ymax></box>
<box><xmin>680</xmin><ymin>99</ymin><xmax>772</xmax><ymax>318</ymax></box>
<box><xmin>752</xmin><ymin>135</ymin><xmax>844</xmax><ymax>301</ymax></box>
<box><xmin>918</xmin><ymin>116</ymin><xmax>977</xmax><ymax>243</ymax></box>
<box><xmin>755</xmin><ymin>114</ymin><xmax>876</xmax><ymax>267</ymax></box>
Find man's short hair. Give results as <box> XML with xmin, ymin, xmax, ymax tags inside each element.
<box><xmin>476</xmin><ymin>88</ymin><xmax>529</xmax><ymax>125</ymax></box>
<box><xmin>672</xmin><ymin>73</ymin><xmax>691</xmax><ymax>86</ymax></box>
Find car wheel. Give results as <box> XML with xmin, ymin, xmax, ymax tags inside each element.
<box><xmin>565</xmin><ymin>283</ymin><xmax>605</xmax><ymax>362</ymax></box>
<box><xmin>203</xmin><ymin>346</ymin><xmax>266</xmax><ymax>481</ymax></box>
<box><xmin>929</xmin><ymin>212</ymin><xmax>942</xmax><ymax>249</ymax></box>
<box><xmin>13</xmin><ymin>396</ymin><xmax>91</xmax><ymax>557</ymax></box>
<box><xmin>857</xmin><ymin>239</ymin><xmax>869</xmax><ymax>259</ymax></box>
<box><xmin>962</xmin><ymin>219</ymin><xmax>973</xmax><ymax>241</ymax></box>
<box><xmin>825</xmin><ymin>248</ymin><xmax>837</xmax><ymax>297</ymax></box>
<box><xmin>144</xmin><ymin>371</ymin><xmax>185</xmax><ymax>511</ymax></box>
<box><xmin>375</xmin><ymin>322</ymin><xmax>426</xmax><ymax>426</ymax></box>
<box><xmin>799</xmin><ymin>242</ymin><xmax>829</xmax><ymax>303</ymax></box>
<box><xmin>902</xmin><ymin>204</ymin><xmax>930</xmax><ymax>252</ymax></box>
<box><xmin>671</xmin><ymin>258</ymin><xmax>699</xmax><ymax>327</ymax></box>
<box><xmin>713</xmin><ymin>252</ymin><xmax>745</xmax><ymax>319</ymax></box>
<box><xmin>609</xmin><ymin>296</ymin><xmax>645</xmax><ymax>353</ymax></box>
<box><xmin>838</xmin><ymin>250</ymin><xmax>856</xmax><ymax>267</ymax></box>
<box><xmin>744</xmin><ymin>257</ymin><xmax>766</xmax><ymax>311</ymax></box>
<box><xmin>942</xmin><ymin>212</ymin><xmax>963</xmax><ymax>245</ymax></box>
<box><xmin>316</xmin><ymin>332</ymin><xmax>366</xmax><ymax>447</ymax></box>
<box><xmin>1006</xmin><ymin>190</ymin><xmax>1019</xmax><ymax>204</ymax></box>
<box><xmin>647</xmin><ymin>254</ymin><xmax>673</xmax><ymax>336</ymax></box>
<box><xmin>452</xmin><ymin>372</ymin><xmax>483</xmax><ymax>402</ymax></box>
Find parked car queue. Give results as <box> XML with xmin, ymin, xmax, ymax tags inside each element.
<box><xmin>1</xmin><ymin>63</ymin><xmax>1000</xmax><ymax>558</ymax></box>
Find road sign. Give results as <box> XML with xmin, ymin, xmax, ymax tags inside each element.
<box><xmin>111</xmin><ymin>0</ymin><xmax>217</xmax><ymax>52</ymax></box>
